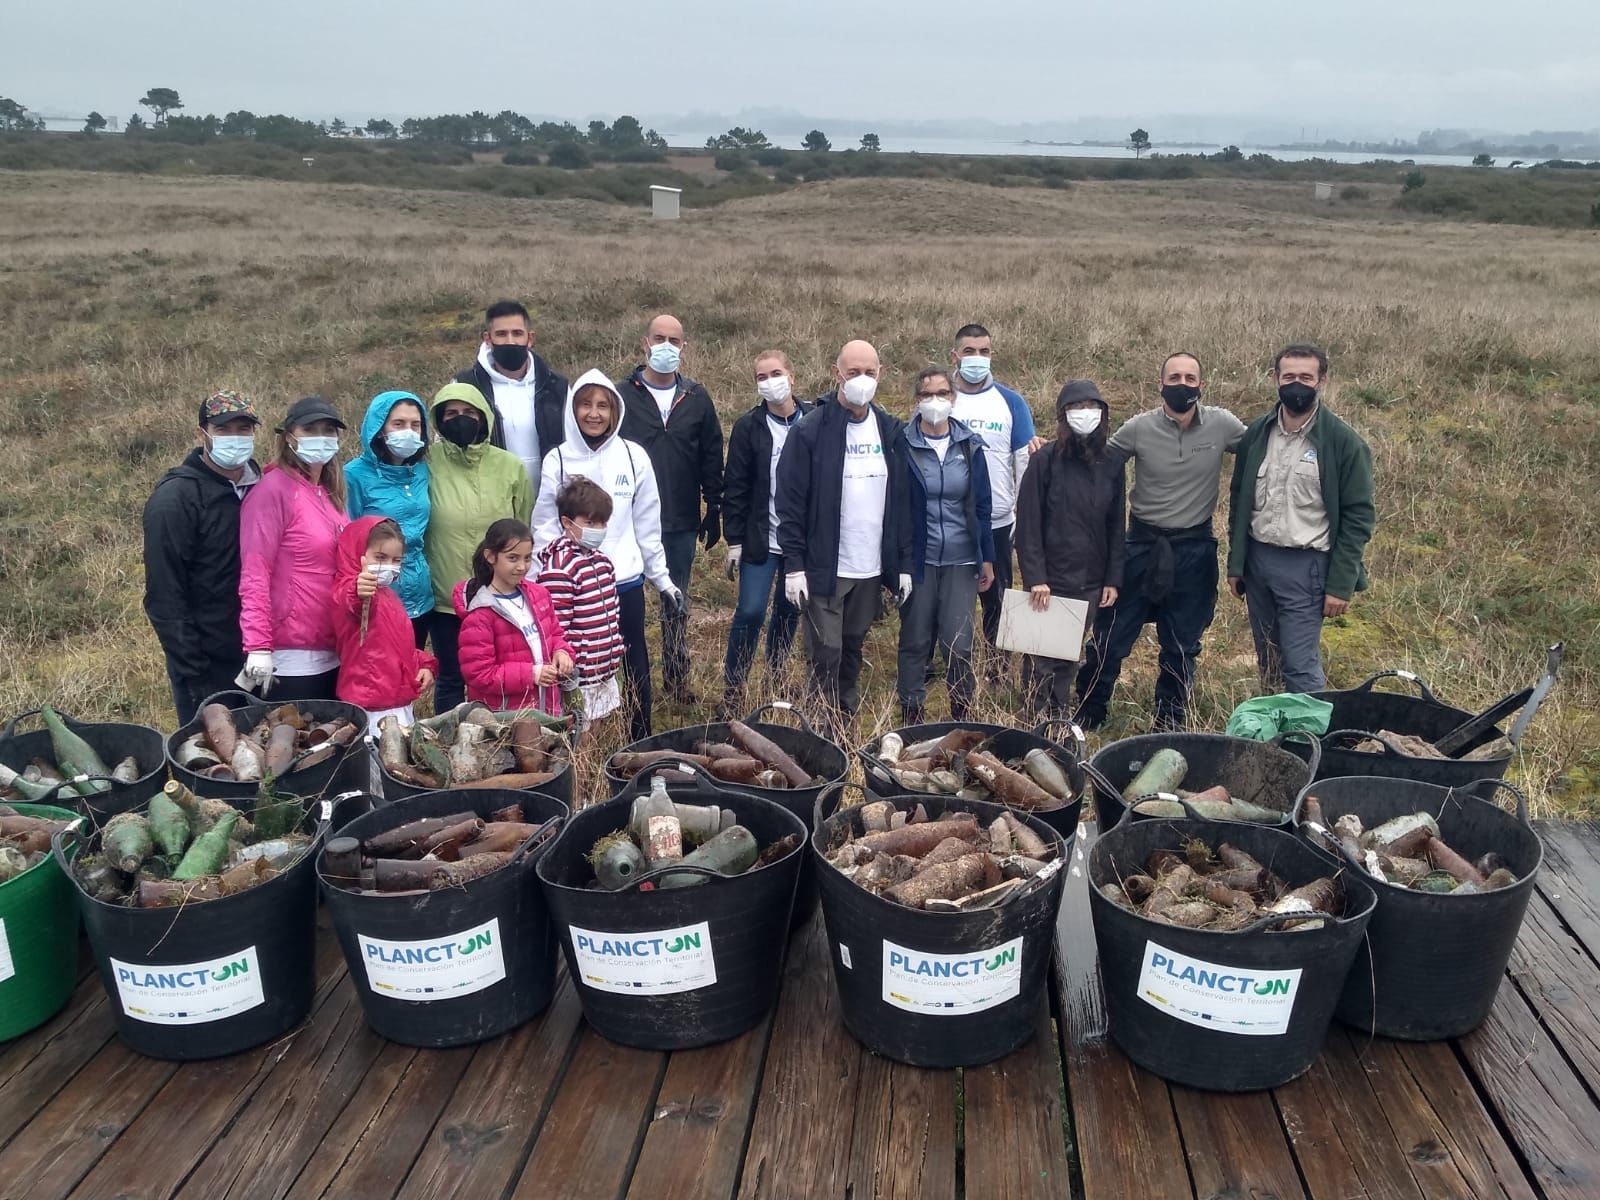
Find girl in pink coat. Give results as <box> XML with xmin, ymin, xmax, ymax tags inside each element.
<box><xmin>454</xmin><ymin>519</ymin><xmax>576</xmax><ymax>714</ymax></box>
<box><xmin>238</xmin><ymin>396</ymin><xmax>351</xmax><ymax>701</ymax></box>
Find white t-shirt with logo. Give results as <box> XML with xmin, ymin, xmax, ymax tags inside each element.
<box><xmin>766</xmin><ymin>413</ymin><xmax>794</xmax><ymax>556</ymax></box>
<box><xmin>952</xmin><ymin>384</ymin><xmax>1021</xmax><ymax>528</ymax></box>
<box><xmin>492</xmin><ymin>592</ymin><xmax>546</xmax><ymax>668</ymax></box>
<box><xmin>646</xmin><ymin>383</ymin><xmax>676</xmax><ymax>422</ymax></box>
<box><xmin>838</xmin><ymin>414</ymin><xmax>888</xmax><ymax>579</ymax></box>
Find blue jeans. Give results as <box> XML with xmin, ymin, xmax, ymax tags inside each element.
<box><xmin>723</xmin><ymin>553</ymin><xmax>799</xmax><ymax>697</ymax></box>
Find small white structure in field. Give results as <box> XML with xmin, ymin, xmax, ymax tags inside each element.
<box><xmin>302</xmin><ymin>156</ymin><xmax>316</xmax><ymax>168</ymax></box>
<box><xmin>651</xmin><ymin>185</ymin><xmax>682</xmax><ymax>220</ymax></box>
<box><xmin>1313</xmin><ymin>182</ymin><xmax>1333</xmax><ymax>201</ymax></box>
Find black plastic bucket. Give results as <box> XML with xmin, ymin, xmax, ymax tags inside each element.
<box><xmin>319</xmin><ymin>786</ymin><xmax>569</xmax><ymax>1047</ymax></box>
<box><xmin>166</xmin><ymin>690</ymin><xmax>371</xmax><ymax>805</ymax></box>
<box><xmin>1310</xmin><ymin>671</ymin><xmax>1511</xmax><ymax>786</ymax></box>
<box><xmin>53</xmin><ymin>793</ymin><xmax>333</xmax><ymax>1060</ymax></box>
<box><xmin>858</xmin><ymin>721</ymin><xmax>1008</xmax><ymax>799</ymax></box>
<box><xmin>1088</xmin><ymin>815</ymin><xmax>1375</xmax><ymax>1091</ymax></box>
<box><xmin>966</xmin><ymin>722</ymin><xmax>1087</xmax><ymax>843</ymax></box>
<box><xmin>536</xmin><ymin>773</ymin><xmax>806</xmax><ymax>1051</ymax></box>
<box><xmin>1292</xmin><ymin>775</ymin><xmax>1541</xmax><ymax>1040</ymax></box>
<box><xmin>0</xmin><ymin>708</ymin><xmax>166</xmax><ymax>823</ymax></box>
<box><xmin>813</xmin><ymin>793</ymin><xmax>1068</xmax><ymax>1067</ymax></box>
<box><xmin>1088</xmin><ymin>731</ymin><xmax>1320</xmax><ymax>830</ymax></box>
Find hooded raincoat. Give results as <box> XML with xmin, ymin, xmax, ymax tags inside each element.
<box><xmin>345</xmin><ymin>390</ymin><xmax>433</xmax><ymax>618</ymax></box>
<box><xmin>531</xmin><ymin>369</ymin><xmax>672</xmax><ymax>591</ymax></box>
<box><xmin>330</xmin><ymin>516</ymin><xmax>439</xmax><ymax>712</ymax></box>
<box><xmin>425</xmin><ymin>382</ymin><xmax>534</xmax><ymax>614</ymax></box>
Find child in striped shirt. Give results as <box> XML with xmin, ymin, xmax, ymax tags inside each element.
<box><xmin>536</xmin><ymin>476</ymin><xmax>626</xmax><ymax>745</ymax></box>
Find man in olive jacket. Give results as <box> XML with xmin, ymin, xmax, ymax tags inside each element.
<box><xmin>1226</xmin><ymin>344</ymin><xmax>1375</xmax><ymax>692</ymax></box>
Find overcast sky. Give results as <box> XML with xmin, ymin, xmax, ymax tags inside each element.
<box><xmin>5</xmin><ymin>0</ymin><xmax>1597</xmax><ymax>139</ymax></box>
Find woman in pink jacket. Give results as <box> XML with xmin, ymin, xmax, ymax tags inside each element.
<box><xmin>237</xmin><ymin>396</ymin><xmax>352</xmax><ymax>701</ymax></box>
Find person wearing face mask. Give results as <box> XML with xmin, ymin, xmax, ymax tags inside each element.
<box><xmin>454</xmin><ymin>299</ymin><xmax>569</xmax><ymax>497</ymax></box>
<box><xmin>774</xmin><ymin>339</ymin><xmax>906</xmax><ymax>728</ymax></box>
<box><xmin>1227</xmin><ymin>343</ymin><xmax>1375</xmax><ymax>693</ymax></box>
<box><xmin>533</xmin><ymin>369</ymin><xmax>682</xmax><ymax>741</ymax></box>
<box><xmin>718</xmin><ymin>350</ymin><xmax>813</xmax><ymax>716</ymax></box>
<box><xmin>891</xmin><ymin>368</ymin><xmax>995</xmax><ymax>723</ymax></box>
<box><xmin>1013</xmin><ymin>381</ymin><xmax>1126</xmax><ymax>720</ymax></box>
<box><xmin>237</xmin><ymin>396</ymin><xmax>352</xmax><ymax>701</ymax></box>
<box><xmin>616</xmin><ymin>314</ymin><xmax>724</xmax><ymax>704</ymax></box>
<box><xmin>143</xmin><ymin>389</ymin><xmax>264</xmax><ymax>725</ymax></box>
<box><xmin>424</xmin><ymin>381</ymin><xmax>534</xmax><ymax>709</ymax></box>
<box><xmin>1073</xmin><ymin>352</ymin><xmax>1247</xmax><ymax>730</ymax></box>
<box><xmin>344</xmin><ymin>390</ymin><xmax>434</xmax><ymax>647</ymax></box>
<box><xmin>948</xmin><ymin>324</ymin><xmax>1036</xmax><ymax>670</ymax></box>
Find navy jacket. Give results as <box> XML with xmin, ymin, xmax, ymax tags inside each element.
<box><xmin>616</xmin><ymin>366</ymin><xmax>725</xmax><ymax>534</ymax></box>
<box><xmin>723</xmin><ymin>398</ymin><xmax>812</xmax><ymax>566</ymax></box>
<box><xmin>893</xmin><ymin>417</ymin><xmax>995</xmax><ymax>582</ymax></box>
<box><xmin>453</xmin><ymin>352</ymin><xmax>569</xmax><ymax>466</ymax></box>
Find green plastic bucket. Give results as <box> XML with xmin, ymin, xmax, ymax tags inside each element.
<box><xmin>0</xmin><ymin>802</ymin><xmax>82</xmax><ymax>1040</ymax></box>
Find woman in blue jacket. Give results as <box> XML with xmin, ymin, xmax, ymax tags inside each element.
<box><xmin>345</xmin><ymin>390</ymin><xmax>433</xmax><ymax>645</ymax></box>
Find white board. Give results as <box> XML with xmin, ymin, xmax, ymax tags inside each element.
<box><xmin>994</xmin><ymin>589</ymin><xmax>1090</xmax><ymax>661</ymax></box>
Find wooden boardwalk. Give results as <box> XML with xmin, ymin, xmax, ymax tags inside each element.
<box><xmin>4</xmin><ymin>819</ymin><xmax>1600</xmax><ymax>1199</ymax></box>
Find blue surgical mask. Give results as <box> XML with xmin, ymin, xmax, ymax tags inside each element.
<box><xmin>578</xmin><ymin>525</ymin><xmax>608</xmax><ymax>550</ymax></box>
<box><xmin>648</xmin><ymin>342</ymin><xmax>681</xmax><ymax>374</ymax></box>
<box><xmin>207</xmin><ymin>433</ymin><xmax>254</xmax><ymax>469</ymax></box>
<box><xmin>958</xmin><ymin>355</ymin><xmax>990</xmax><ymax>385</ymax></box>
<box><xmin>384</xmin><ymin>429</ymin><xmax>425</xmax><ymax>459</ymax></box>
<box><xmin>294</xmin><ymin>435</ymin><xmax>340</xmax><ymax>465</ymax></box>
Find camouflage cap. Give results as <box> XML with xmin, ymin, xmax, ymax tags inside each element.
<box><xmin>198</xmin><ymin>389</ymin><xmax>260</xmax><ymax>427</ymax></box>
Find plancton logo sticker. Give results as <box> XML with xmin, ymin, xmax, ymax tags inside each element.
<box><xmin>358</xmin><ymin>918</ymin><xmax>507</xmax><ymax>1002</ymax></box>
<box><xmin>881</xmin><ymin>936</ymin><xmax>1024</xmax><ymax>1016</ymax></box>
<box><xmin>1136</xmin><ymin>940</ymin><xmax>1303</xmax><ymax>1037</ymax></box>
<box><xmin>110</xmin><ymin>946</ymin><xmax>265</xmax><ymax>1026</ymax></box>
<box><xmin>569</xmin><ymin>920</ymin><xmax>717</xmax><ymax>996</ymax></box>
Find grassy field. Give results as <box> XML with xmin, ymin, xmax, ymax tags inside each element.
<box><xmin>1</xmin><ymin>168</ymin><xmax>1595</xmax><ymax>814</ymax></box>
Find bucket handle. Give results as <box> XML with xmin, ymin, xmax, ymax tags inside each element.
<box><xmin>508</xmin><ymin>815</ymin><xmax>565</xmax><ymax>867</ymax></box>
<box><xmin>1342</xmin><ymin>669</ymin><xmax>1441</xmax><ymax>704</ymax></box>
<box><xmin>49</xmin><ymin>819</ymin><xmax>89</xmax><ymax>888</ymax></box>
<box><xmin>1468</xmin><ymin>778</ymin><xmax>1529</xmax><ymax>827</ymax></box>
<box><xmin>194</xmin><ymin>689</ymin><xmax>260</xmax><ymax>714</ymax></box>
<box><xmin>742</xmin><ymin>700</ymin><xmax>823</xmax><ymax>739</ymax></box>
<box><xmin>1270</xmin><ymin>729</ymin><xmax>1323</xmax><ymax>779</ymax></box>
<box><xmin>623</xmin><ymin>861</ymin><xmax>734</xmax><ymax>892</ymax></box>
<box><xmin>813</xmin><ymin>779</ymin><xmax>876</xmax><ymax>831</ymax></box>
<box><xmin>1032</xmin><ymin>719</ymin><xmax>1088</xmax><ymax>763</ymax></box>
<box><xmin>855</xmin><ymin>743</ymin><xmax>903</xmax><ymax>793</ymax></box>
<box><xmin>620</xmin><ymin>757</ymin><xmax>747</xmax><ymax>801</ymax></box>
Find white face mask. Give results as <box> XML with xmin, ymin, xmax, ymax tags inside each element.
<box><xmin>757</xmin><ymin>376</ymin><xmax>792</xmax><ymax>406</ymax></box>
<box><xmin>917</xmin><ymin>398</ymin><xmax>954</xmax><ymax>426</ymax></box>
<box><xmin>840</xmin><ymin>375</ymin><xmax>878</xmax><ymax>408</ymax></box>
<box><xmin>366</xmin><ymin>563</ymin><xmax>401</xmax><ymax>586</ymax></box>
<box><xmin>207</xmin><ymin>433</ymin><xmax>254</xmax><ymax>469</ymax></box>
<box><xmin>293</xmin><ymin>434</ymin><xmax>340</xmax><ymax>465</ymax></box>
<box><xmin>1066</xmin><ymin>408</ymin><xmax>1103</xmax><ymax>436</ymax></box>
<box><xmin>577</xmin><ymin>525</ymin><xmax>607</xmax><ymax>549</ymax></box>
<box><xmin>648</xmin><ymin>342</ymin><xmax>681</xmax><ymax>374</ymax></box>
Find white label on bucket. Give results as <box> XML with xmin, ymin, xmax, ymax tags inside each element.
<box><xmin>110</xmin><ymin>946</ymin><xmax>265</xmax><ymax>1026</ymax></box>
<box><xmin>881</xmin><ymin>937</ymin><xmax>1024</xmax><ymax>1016</ymax></box>
<box><xmin>1135</xmin><ymin>940</ymin><xmax>1303</xmax><ymax>1037</ymax></box>
<box><xmin>0</xmin><ymin>918</ymin><xmax>13</xmax><ymax>985</ymax></box>
<box><xmin>567</xmin><ymin>921</ymin><xmax>717</xmax><ymax>996</ymax></box>
<box><xmin>357</xmin><ymin>918</ymin><xmax>506</xmax><ymax>1002</ymax></box>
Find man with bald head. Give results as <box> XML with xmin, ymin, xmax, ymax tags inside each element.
<box><xmin>1075</xmin><ymin>351</ymin><xmax>1246</xmax><ymax>730</ymax></box>
<box><xmin>775</xmin><ymin>340</ymin><xmax>907</xmax><ymax>725</ymax></box>
<box><xmin>618</xmin><ymin>313</ymin><xmax>725</xmax><ymax>702</ymax></box>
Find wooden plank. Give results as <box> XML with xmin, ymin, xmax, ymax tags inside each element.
<box><xmin>1508</xmin><ymin>891</ymin><xmax>1600</xmax><ymax>1097</ymax></box>
<box><xmin>1052</xmin><ymin>823</ymin><xmax>1192</xmax><ymax>1199</ymax></box>
<box><xmin>397</xmin><ymin>975</ymin><xmax>586</xmax><ymax>1200</ymax></box>
<box><xmin>735</xmin><ymin>912</ymin><xmax>865</xmax><ymax>1200</ymax></box>
<box><xmin>0</xmin><ymin>981</ymin><xmax>115</xmax><ymax>1150</ymax></box>
<box><xmin>963</xmin><ymin>999</ymin><xmax>1066</xmax><ymax>1200</ymax></box>
<box><xmin>626</xmin><ymin>1014</ymin><xmax>776</xmax><ymax>1200</ymax></box>
<box><xmin>1457</xmin><ymin>968</ymin><xmax>1600</xmax><ymax>1199</ymax></box>
<box><xmin>1170</xmin><ymin>1087</ymin><xmax>1306</xmax><ymax>1200</ymax></box>
<box><xmin>1531</xmin><ymin>820</ymin><xmax>1600</xmax><ymax>963</ymax></box>
<box><xmin>842</xmin><ymin>1053</ymin><xmax>956</xmax><ymax>1200</ymax></box>
<box><xmin>509</xmin><ymin>1030</ymin><xmax>663</xmax><ymax>1200</ymax></box>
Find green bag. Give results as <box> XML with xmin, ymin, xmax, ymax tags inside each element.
<box><xmin>1225</xmin><ymin>694</ymin><xmax>1334</xmax><ymax>742</ymax></box>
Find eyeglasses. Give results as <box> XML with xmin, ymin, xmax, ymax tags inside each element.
<box><xmin>916</xmin><ymin>388</ymin><xmax>954</xmax><ymax>400</ymax></box>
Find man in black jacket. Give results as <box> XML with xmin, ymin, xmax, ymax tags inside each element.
<box><xmin>775</xmin><ymin>340</ymin><xmax>906</xmax><ymax>725</ymax></box>
<box><xmin>142</xmin><ymin>390</ymin><xmax>264</xmax><ymax>725</ymax></box>
<box><xmin>617</xmin><ymin>313</ymin><xmax>725</xmax><ymax>702</ymax></box>
<box><xmin>453</xmin><ymin>299</ymin><xmax>568</xmax><ymax>498</ymax></box>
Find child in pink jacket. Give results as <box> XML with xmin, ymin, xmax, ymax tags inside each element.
<box><xmin>454</xmin><ymin>519</ymin><xmax>576</xmax><ymax>714</ymax></box>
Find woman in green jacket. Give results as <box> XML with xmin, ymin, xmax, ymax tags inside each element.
<box><xmin>425</xmin><ymin>381</ymin><xmax>534</xmax><ymax>708</ymax></box>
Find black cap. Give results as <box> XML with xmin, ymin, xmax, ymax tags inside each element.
<box><xmin>1055</xmin><ymin>379</ymin><xmax>1105</xmax><ymax>412</ymax></box>
<box><xmin>279</xmin><ymin>395</ymin><xmax>346</xmax><ymax>431</ymax></box>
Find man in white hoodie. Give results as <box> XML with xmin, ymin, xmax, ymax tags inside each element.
<box><xmin>533</xmin><ymin>368</ymin><xmax>683</xmax><ymax>741</ymax></box>
<box><xmin>454</xmin><ymin>299</ymin><xmax>569</xmax><ymax>497</ymax></box>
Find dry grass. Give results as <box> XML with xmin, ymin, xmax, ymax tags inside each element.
<box><xmin>1</xmin><ymin>169</ymin><xmax>1596</xmax><ymax>814</ymax></box>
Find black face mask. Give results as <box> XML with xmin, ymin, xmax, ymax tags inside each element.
<box><xmin>439</xmin><ymin>413</ymin><xmax>483</xmax><ymax>447</ymax></box>
<box><xmin>1278</xmin><ymin>382</ymin><xmax>1319</xmax><ymax>415</ymax></box>
<box><xmin>1161</xmin><ymin>383</ymin><xmax>1200</xmax><ymax>412</ymax></box>
<box><xmin>490</xmin><ymin>342</ymin><xmax>530</xmax><ymax>372</ymax></box>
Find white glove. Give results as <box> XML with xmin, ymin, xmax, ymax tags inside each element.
<box><xmin>236</xmin><ymin>649</ymin><xmax>275</xmax><ymax>694</ymax></box>
<box><xmin>896</xmin><ymin>574</ymin><xmax>914</xmax><ymax>606</ymax></box>
<box><xmin>660</xmin><ymin>585</ymin><xmax>686</xmax><ymax>617</ymax></box>
<box><xmin>725</xmin><ymin>545</ymin><xmax>742</xmax><ymax>581</ymax></box>
<box><xmin>785</xmin><ymin>571</ymin><xmax>809</xmax><ymax>607</ymax></box>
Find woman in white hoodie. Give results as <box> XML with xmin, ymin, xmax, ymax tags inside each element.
<box><xmin>533</xmin><ymin>369</ymin><xmax>682</xmax><ymax>741</ymax></box>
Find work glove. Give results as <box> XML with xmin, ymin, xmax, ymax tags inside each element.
<box><xmin>699</xmin><ymin>506</ymin><xmax>722</xmax><ymax>551</ymax></box>
<box><xmin>896</xmin><ymin>573</ymin><xmax>914</xmax><ymax>607</ymax></box>
<box><xmin>784</xmin><ymin>571</ymin><xmax>809</xmax><ymax>608</ymax></box>
<box><xmin>660</xmin><ymin>585</ymin><xmax>686</xmax><ymax>617</ymax></box>
<box><xmin>236</xmin><ymin>649</ymin><xmax>275</xmax><ymax>695</ymax></box>
<box><xmin>725</xmin><ymin>544</ymin><xmax>741</xmax><ymax>581</ymax></box>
